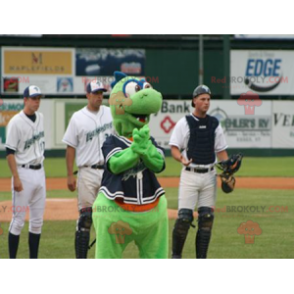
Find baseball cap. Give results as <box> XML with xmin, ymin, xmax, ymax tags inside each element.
<box><xmin>192</xmin><ymin>85</ymin><xmax>211</xmax><ymax>98</ymax></box>
<box><xmin>23</xmin><ymin>85</ymin><xmax>43</xmax><ymax>98</ymax></box>
<box><xmin>191</xmin><ymin>84</ymin><xmax>211</xmax><ymax>107</ymax></box>
<box><xmin>86</xmin><ymin>81</ymin><xmax>107</xmax><ymax>93</ymax></box>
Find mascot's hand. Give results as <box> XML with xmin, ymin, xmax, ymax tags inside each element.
<box><xmin>131</xmin><ymin>125</ymin><xmax>151</xmax><ymax>156</ymax></box>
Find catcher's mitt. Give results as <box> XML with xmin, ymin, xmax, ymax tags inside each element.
<box><xmin>219</xmin><ymin>173</ymin><xmax>236</xmax><ymax>193</ymax></box>
<box><xmin>217</xmin><ymin>153</ymin><xmax>243</xmax><ymax>193</ymax></box>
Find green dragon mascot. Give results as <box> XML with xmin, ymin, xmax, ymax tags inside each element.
<box><xmin>92</xmin><ymin>71</ymin><xmax>168</xmax><ymax>258</ymax></box>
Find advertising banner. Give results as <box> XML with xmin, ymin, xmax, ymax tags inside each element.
<box><xmin>230</xmin><ymin>50</ymin><xmax>294</xmax><ymax>95</ymax></box>
<box><xmin>1</xmin><ymin>99</ymin><xmax>293</xmax><ymax>151</ymax></box>
<box><xmin>1</xmin><ymin>47</ymin><xmax>75</xmax><ymax>95</ymax></box>
<box><xmin>272</xmin><ymin>101</ymin><xmax>294</xmax><ymax>148</ymax></box>
<box><xmin>235</xmin><ymin>35</ymin><xmax>294</xmax><ymax>39</ymax></box>
<box><xmin>149</xmin><ymin>100</ymin><xmax>272</xmax><ymax>149</ymax></box>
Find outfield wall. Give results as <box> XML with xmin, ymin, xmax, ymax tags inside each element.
<box><xmin>0</xmin><ymin>99</ymin><xmax>294</xmax><ymax>157</ymax></box>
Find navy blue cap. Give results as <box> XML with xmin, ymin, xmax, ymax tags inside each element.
<box><xmin>23</xmin><ymin>85</ymin><xmax>43</xmax><ymax>98</ymax></box>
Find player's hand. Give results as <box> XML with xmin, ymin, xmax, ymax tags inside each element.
<box><xmin>180</xmin><ymin>155</ymin><xmax>193</xmax><ymax>167</ymax></box>
<box><xmin>67</xmin><ymin>175</ymin><xmax>76</xmax><ymax>192</ymax></box>
<box><xmin>13</xmin><ymin>176</ymin><xmax>23</xmax><ymax>192</ymax></box>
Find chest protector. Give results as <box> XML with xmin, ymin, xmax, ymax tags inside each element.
<box><xmin>186</xmin><ymin>114</ymin><xmax>219</xmax><ymax>165</ymax></box>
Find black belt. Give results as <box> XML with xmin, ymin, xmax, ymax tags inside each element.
<box><xmin>90</xmin><ymin>164</ymin><xmax>104</xmax><ymax>170</ymax></box>
<box><xmin>75</xmin><ymin>165</ymin><xmax>104</xmax><ymax>175</ymax></box>
<box><xmin>83</xmin><ymin>164</ymin><xmax>104</xmax><ymax>169</ymax></box>
<box><xmin>21</xmin><ymin>164</ymin><xmax>42</xmax><ymax>170</ymax></box>
<box><xmin>185</xmin><ymin>166</ymin><xmax>214</xmax><ymax>173</ymax></box>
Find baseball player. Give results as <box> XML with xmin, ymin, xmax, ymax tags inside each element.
<box><xmin>169</xmin><ymin>85</ymin><xmax>229</xmax><ymax>259</ymax></box>
<box><xmin>5</xmin><ymin>85</ymin><xmax>46</xmax><ymax>259</ymax></box>
<box><xmin>62</xmin><ymin>80</ymin><xmax>114</xmax><ymax>259</ymax></box>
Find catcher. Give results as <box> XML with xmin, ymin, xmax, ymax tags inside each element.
<box><xmin>169</xmin><ymin>84</ymin><xmax>243</xmax><ymax>259</ymax></box>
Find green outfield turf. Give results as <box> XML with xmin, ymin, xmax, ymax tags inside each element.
<box><xmin>0</xmin><ymin>157</ymin><xmax>294</xmax><ymax>178</ymax></box>
<box><xmin>1</xmin><ymin>188</ymin><xmax>293</xmax><ymax>258</ymax></box>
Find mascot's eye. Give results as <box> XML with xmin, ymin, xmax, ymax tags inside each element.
<box><xmin>143</xmin><ymin>82</ymin><xmax>152</xmax><ymax>89</ymax></box>
<box><xmin>125</xmin><ymin>82</ymin><xmax>140</xmax><ymax>97</ymax></box>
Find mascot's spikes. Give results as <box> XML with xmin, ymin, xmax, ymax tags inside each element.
<box><xmin>111</xmin><ymin>71</ymin><xmax>127</xmax><ymax>89</ymax></box>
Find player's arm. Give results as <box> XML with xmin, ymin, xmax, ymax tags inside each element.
<box><xmin>170</xmin><ymin>145</ymin><xmax>192</xmax><ymax>166</ymax></box>
<box><xmin>169</xmin><ymin>118</ymin><xmax>191</xmax><ymax>166</ymax></box>
<box><xmin>5</xmin><ymin>121</ymin><xmax>23</xmax><ymax>192</ymax></box>
<box><xmin>63</xmin><ymin>116</ymin><xmax>78</xmax><ymax>192</ymax></box>
<box><xmin>6</xmin><ymin>152</ymin><xmax>23</xmax><ymax>192</ymax></box>
<box><xmin>65</xmin><ymin>145</ymin><xmax>76</xmax><ymax>191</ymax></box>
<box><xmin>216</xmin><ymin>150</ymin><xmax>229</xmax><ymax>162</ymax></box>
<box><xmin>215</xmin><ymin>123</ymin><xmax>229</xmax><ymax>162</ymax></box>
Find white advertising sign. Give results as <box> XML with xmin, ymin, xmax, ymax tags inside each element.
<box><xmin>230</xmin><ymin>50</ymin><xmax>294</xmax><ymax>95</ymax></box>
<box><xmin>272</xmin><ymin>101</ymin><xmax>294</xmax><ymax>148</ymax></box>
<box><xmin>235</xmin><ymin>35</ymin><xmax>294</xmax><ymax>39</ymax></box>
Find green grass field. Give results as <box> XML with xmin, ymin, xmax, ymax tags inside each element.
<box><xmin>1</xmin><ymin>157</ymin><xmax>293</xmax><ymax>258</ymax></box>
<box><xmin>0</xmin><ymin>187</ymin><xmax>293</xmax><ymax>258</ymax></box>
<box><xmin>1</xmin><ymin>157</ymin><xmax>294</xmax><ymax>178</ymax></box>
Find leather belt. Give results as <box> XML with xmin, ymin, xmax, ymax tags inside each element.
<box><xmin>91</xmin><ymin>164</ymin><xmax>104</xmax><ymax>169</ymax></box>
<box><xmin>186</xmin><ymin>167</ymin><xmax>214</xmax><ymax>174</ymax></box>
<box><xmin>83</xmin><ymin>164</ymin><xmax>104</xmax><ymax>169</ymax></box>
<box><xmin>21</xmin><ymin>164</ymin><xmax>42</xmax><ymax>170</ymax></box>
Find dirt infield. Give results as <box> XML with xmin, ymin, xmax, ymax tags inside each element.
<box><xmin>0</xmin><ymin>198</ymin><xmax>183</xmax><ymax>222</ymax></box>
<box><xmin>1</xmin><ymin>177</ymin><xmax>294</xmax><ymax>191</ymax></box>
<box><xmin>1</xmin><ymin>177</ymin><xmax>293</xmax><ymax>222</ymax></box>
<box><xmin>161</xmin><ymin>177</ymin><xmax>294</xmax><ymax>190</ymax></box>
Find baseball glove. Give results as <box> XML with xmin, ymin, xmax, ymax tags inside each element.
<box><xmin>217</xmin><ymin>153</ymin><xmax>243</xmax><ymax>193</ymax></box>
<box><xmin>219</xmin><ymin>173</ymin><xmax>236</xmax><ymax>193</ymax></box>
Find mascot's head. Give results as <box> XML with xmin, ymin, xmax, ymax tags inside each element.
<box><xmin>109</xmin><ymin>71</ymin><xmax>162</xmax><ymax>137</ymax></box>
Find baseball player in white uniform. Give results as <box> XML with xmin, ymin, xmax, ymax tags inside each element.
<box><xmin>169</xmin><ymin>85</ymin><xmax>228</xmax><ymax>259</ymax></box>
<box><xmin>62</xmin><ymin>80</ymin><xmax>114</xmax><ymax>258</ymax></box>
<box><xmin>5</xmin><ymin>85</ymin><xmax>46</xmax><ymax>259</ymax></box>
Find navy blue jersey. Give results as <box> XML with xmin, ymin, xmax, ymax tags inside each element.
<box><xmin>99</xmin><ymin>134</ymin><xmax>165</xmax><ymax>204</ymax></box>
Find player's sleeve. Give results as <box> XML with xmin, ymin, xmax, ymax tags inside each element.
<box><xmin>5</xmin><ymin>119</ymin><xmax>19</xmax><ymax>151</ymax></box>
<box><xmin>150</xmin><ymin>137</ymin><xmax>165</xmax><ymax>158</ymax></box>
<box><xmin>62</xmin><ymin>115</ymin><xmax>78</xmax><ymax>148</ymax></box>
<box><xmin>102</xmin><ymin>136</ymin><xmax>122</xmax><ymax>168</ymax></box>
<box><xmin>6</xmin><ymin>147</ymin><xmax>15</xmax><ymax>155</ymax></box>
<box><xmin>105</xmin><ymin>107</ymin><xmax>116</xmax><ymax>135</ymax></box>
<box><xmin>215</xmin><ymin>123</ymin><xmax>228</xmax><ymax>152</ymax></box>
<box><xmin>169</xmin><ymin>117</ymin><xmax>188</xmax><ymax>150</ymax></box>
